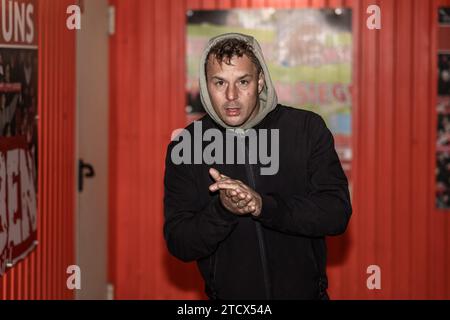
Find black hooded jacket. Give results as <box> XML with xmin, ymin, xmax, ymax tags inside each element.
<box><xmin>163</xmin><ymin>104</ymin><xmax>352</xmax><ymax>300</ymax></box>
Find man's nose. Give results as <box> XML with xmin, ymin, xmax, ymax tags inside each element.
<box><xmin>226</xmin><ymin>84</ymin><xmax>238</xmax><ymax>101</ymax></box>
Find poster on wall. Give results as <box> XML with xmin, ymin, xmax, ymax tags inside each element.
<box><xmin>186</xmin><ymin>8</ymin><xmax>353</xmax><ymax>180</ymax></box>
<box><xmin>0</xmin><ymin>0</ymin><xmax>38</xmax><ymax>276</ymax></box>
<box><xmin>436</xmin><ymin>8</ymin><xmax>450</xmax><ymax>209</ymax></box>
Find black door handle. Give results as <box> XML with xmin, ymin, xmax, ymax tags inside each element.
<box><xmin>78</xmin><ymin>159</ymin><xmax>95</xmax><ymax>192</ymax></box>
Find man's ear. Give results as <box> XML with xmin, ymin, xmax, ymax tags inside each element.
<box><xmin>258</xmin><ymin>72</ymin><xmax>265</xmax><ymax>94</ymax></box>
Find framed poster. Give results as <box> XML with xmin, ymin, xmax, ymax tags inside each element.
<box><xmin>0</xmin><ymin>0</ymin><xmax>38</xmax><ymax>276</ymax></box>
<box><xmin>186</xmin><ymin>8</ymin><xmax>353</xmax><ymax>179</ymax></box>
<box><xmin>436</xmin><ymin>8</ymin><xmax>450</xmax><ymax>209</ymax></box>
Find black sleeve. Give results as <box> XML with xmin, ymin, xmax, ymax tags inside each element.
<box><xmin>163</xmin><ymin>142</ymin><xmax>238</xmax><ymax>262</ymax></box>
<box><xmin>254</xmin><ymin>114</ymin><xmax>352</xmax><ymax>237</ymax></box>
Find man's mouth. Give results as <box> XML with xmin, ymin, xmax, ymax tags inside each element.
<box><xmin>225</xmin><ymin>108</ymin><xmax>241</xmax><ymax>117</ymax></box>
<box><xmin>225</xmin><ymin>105</ymin><xmax>241</xmax><ymax>117</ymax></box>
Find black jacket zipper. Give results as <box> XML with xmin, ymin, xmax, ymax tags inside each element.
<box><xmin>244</xmin><ymin>139</ymin><xmax>272</xmax><ymax>300</ymax></box>
<box><xmin>209</xmin><ymin>249</ymin><xmax>219</xmax><ymax>299</ymax></box>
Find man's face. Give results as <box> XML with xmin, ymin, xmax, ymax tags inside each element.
<box><xmin>206</xmin><ymin>54</ymin><xmax>264</xmax><ymax>127</ymax></box>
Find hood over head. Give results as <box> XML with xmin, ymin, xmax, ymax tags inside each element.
<box><xmin>199</xmin><ymin>33</ymin><xmax>278</xmax><ymax>130</ymax></box>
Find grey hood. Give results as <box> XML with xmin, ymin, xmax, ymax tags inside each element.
<box><xmin>199</xmin><ymin>33</ymin><xmax>278</xmax><ymax>130</ymax></box>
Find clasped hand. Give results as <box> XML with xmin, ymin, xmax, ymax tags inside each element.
<box><xmin>208</xmin><ymin>168</ymin><xmax>262</xmax><ymax>217</ymax></box>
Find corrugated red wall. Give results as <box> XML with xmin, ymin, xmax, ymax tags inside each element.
<box><xmin>108</xmin><ymin>0</ymin><xmax>191</xmax><ymax>299</ymax></box>
<box><xmin>0</xmin><ymin>0</ymin><xmax>76</xmax><ymax>300</ymax></box>
<box><xmin>109</xmin><ymin>0</ymin><xmax>450</xmax><ymax>299</ymax></box>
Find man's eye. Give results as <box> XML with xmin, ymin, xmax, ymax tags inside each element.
<box><xmin>240</xmin><ymin>80</ymin><xmax>249</xmax><ymax>86</ymax></box>
<box><xmin>215</xmin><ymin>81</ymin><xmax>224</xmax><ymax>87</ymax></box>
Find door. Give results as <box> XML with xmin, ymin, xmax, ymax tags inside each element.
<box><xmin>76</xmin><ymin>0</ymin><xmax>110</xmax><ymax>299</ymax></box>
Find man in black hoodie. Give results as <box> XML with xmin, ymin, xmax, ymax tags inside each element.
<box><xmin>164</xmin><ymin>33</ymin><xmax>352</xmax><ymax>300</ymax></box>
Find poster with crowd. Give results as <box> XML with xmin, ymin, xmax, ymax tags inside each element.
<box><xmin>0</xmin><ymin>0</ymin><xmax>38</xmax><ymax>276</ymax></box>
<box><xmin>186</xmin><ymin>8</ymin><xmax>353</xmax><ymax>180</ymax></box>
<box><xmin>436</xmin><ymin>8</ymin><xmax>450</xmax><ymax>209</ymax></box>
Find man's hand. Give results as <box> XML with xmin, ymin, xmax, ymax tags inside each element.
<box><xmin>208</xmin><ymin>168</ymin><xmax>262</xmax><ymax>217</ymax></box>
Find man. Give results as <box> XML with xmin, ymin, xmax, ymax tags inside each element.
<box><xmin>164</xmin><ymin>33</ymin><xmax>352</xmax><ymax>300</ymax></box>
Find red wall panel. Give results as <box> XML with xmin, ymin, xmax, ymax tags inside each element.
<box><xmin>108</xmin><ymin>0</ymin><xmax>195</xmax><ymax>299</ymax></box>
<box><xmin>109</xmin><ymin>0</ymin><xmax>450</xmax><ymax>299</ymax></box>
<box><xmin>0</xmin><ymin>0</ymin><xmax>76</xmax><ymax>300</ymax></box>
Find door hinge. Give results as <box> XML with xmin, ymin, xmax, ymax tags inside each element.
<box><xmin>106</xmin><ymin>283</ymin><xmax>115</xmax><ymax>300</ymax></box>
<box><xmin>108</xmin><ymin>5</ymin><xmax>115</xmax><ymax>36</ymax></box>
